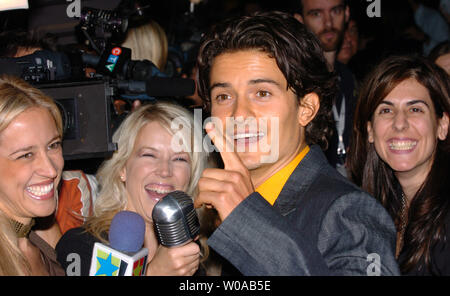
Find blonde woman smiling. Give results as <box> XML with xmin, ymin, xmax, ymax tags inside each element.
<box><xmin>0</xmin><ymin>75</ymin><xmax>65</xmax><ymax>275</ymax></box>
<box><xmin>56</xmin><ymin>102</ymin><xmax>209</xmax><ymax>275</ymax></box>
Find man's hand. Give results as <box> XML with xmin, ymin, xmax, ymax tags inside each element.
<box><xmin>194</xmin><ymin>122</ymin><xmax>254</xmax><ymax>221</ymax></box>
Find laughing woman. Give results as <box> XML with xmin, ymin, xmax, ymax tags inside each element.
<box><xmin>0</xmin><ymin>75</ymin><xmax>65</xmax><ymax>275</ymax></box>
<box><xmin>56</xmin><ymin>102</ymin><xmax>208</xmax><ymax>275</ymax></box>
<box><xmin>348</xmin><ymin>55</ymin><xmax>450</xmax><ymax>275</ymax></box>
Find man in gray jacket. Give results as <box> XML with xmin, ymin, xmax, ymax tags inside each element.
<box><xmin>194</xmin><ymin>11</ymin><xmax>399</xmax><ymax>276</ymax></box>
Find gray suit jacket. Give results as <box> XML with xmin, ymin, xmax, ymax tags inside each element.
<box><xmin>207</xmin><ymin>145</ymin><xmax>400</xmax><ymax>275</ymax></box>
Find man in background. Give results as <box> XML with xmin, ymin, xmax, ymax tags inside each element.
<box><xmin>294</xmin><ymin>0</ymin><xmax>356</xmax><ymax>177</ymax></box>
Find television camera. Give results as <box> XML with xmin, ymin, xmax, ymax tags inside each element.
<box><xmin>0</xmin><ymin>3</ymin><xmax>195</xmax><ymax>160</ymax></box>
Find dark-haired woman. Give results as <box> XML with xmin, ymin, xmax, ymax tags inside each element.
<box><xmin>348</xmin><ymin>55</ymin><xmax>450</xmax><ymax>275</ymax></box>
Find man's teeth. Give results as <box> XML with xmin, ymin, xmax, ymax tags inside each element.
<box><xmin>233</xmin><ymin>133</ymin><xmax>265</xmax><ymax>140</ymax></box>
<box><xmin>26</xmin><ymin>183</ymin><xmax>54</xmax><ymax>196</ymax></box>
<box><xmin>389</xmin><ymin>141</ymin><xmax>417</xmax><ymax>150</ymax></box>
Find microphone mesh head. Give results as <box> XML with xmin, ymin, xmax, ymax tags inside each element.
<box><xmin>109</xmin><ymin>211</ymin><xmax>145</xmax><ymax>253</ymax></box>
<box><xmin>152</xmin><ymin>191</ymin><xmax>200</xmax><ymax>247</ymax></box>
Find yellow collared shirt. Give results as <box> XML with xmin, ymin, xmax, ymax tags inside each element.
<box><xmin>256</xmin><ymin>145</ymin><xmax>310</xmax><ymax>205</ymax></box>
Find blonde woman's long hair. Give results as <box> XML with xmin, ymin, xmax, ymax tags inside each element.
<box><xmin>121</xmin><ymin>20</ymin><xmax>169</xmax><ymax>71</ymax></box>
<box><xmin>0</xmin><ymin>75</ymin><xmax>63</xmax><ymax>275</ymax></box>
<box><xmin>85</xmin><ymin>102</ymin><xmax>207</xmax><ymax>243</ymax></box>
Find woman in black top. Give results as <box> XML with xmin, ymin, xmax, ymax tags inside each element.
<box><xmin>348</xmin><ymin>55</ymin><xmax>450</xmax><ymax>275</ymax></box>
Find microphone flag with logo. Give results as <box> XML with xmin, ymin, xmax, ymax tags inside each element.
<box><xmin>89</xmin><ymin>211</ymin><xmax>148</xmax><ymax>276</ymax></box>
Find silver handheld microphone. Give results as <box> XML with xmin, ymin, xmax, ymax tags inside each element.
<box><xmin>152</xmin><ymin>191</ymin><xmax>200</xmax><ymax>247</ymax></box>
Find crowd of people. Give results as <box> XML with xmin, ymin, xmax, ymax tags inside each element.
<box><xmin>0</xmin><ymin>0</ymin><xmax>448</xmax><ymax>276</ymax></box>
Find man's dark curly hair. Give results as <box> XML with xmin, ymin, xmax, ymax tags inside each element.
<box><xmin>196</xmin><ymin>11</ymin><xmax>337</xmax><ymax>150</ymax></box>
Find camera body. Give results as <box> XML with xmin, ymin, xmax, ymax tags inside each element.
<box><xmin>38</xmin><ymin>79</ymin><xmax>117</xmax><ymax>160</ymax></box>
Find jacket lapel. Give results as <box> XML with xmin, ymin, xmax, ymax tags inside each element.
<box><xmin>272</xmin><ymin>145</ymin><xmax>329</xmax><ymax>216</ymax></box>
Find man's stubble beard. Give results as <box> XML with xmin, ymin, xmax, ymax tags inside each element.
<box><xmin>319</xmin><ymin>27</ymin><xmax>345</xmax><ymax>52</ymax></box>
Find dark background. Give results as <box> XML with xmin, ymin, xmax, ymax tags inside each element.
<box><xmin>0</xmin><ymin>0</ymin><xmax>446</xmax><ymax>173</ymax></box>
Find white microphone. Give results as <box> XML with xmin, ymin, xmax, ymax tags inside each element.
<box><xmin>89</xmin><ymin>211</ymin><xmax>149</xmax><ymax>276</ymax></box>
